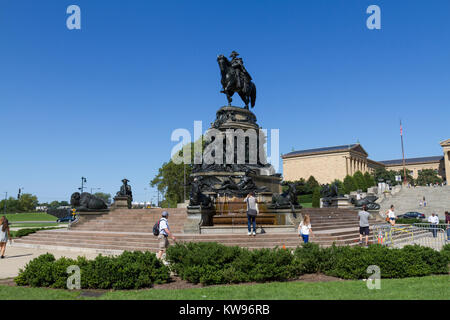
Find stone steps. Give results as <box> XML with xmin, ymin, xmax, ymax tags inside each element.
<box><xmin>14</xmin><ymin>208</ymin><xmax>381</xmax><ymax>253</ymax></box>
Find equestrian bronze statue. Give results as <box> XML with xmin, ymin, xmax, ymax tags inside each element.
<box><xmin>217</xmin><ymin>51</ymin><xmax>256</xmax><ymax>109</ymax></box>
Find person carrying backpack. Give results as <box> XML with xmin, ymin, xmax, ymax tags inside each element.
<box><xmin>156</xmin><ymin>211</ymin><xmax>176</xmax><ymax>259</ymax></box>
<box><xmin>244</xmin><ymin>192</ymin><xmax>259</xmax><ymax>236</ymax></box>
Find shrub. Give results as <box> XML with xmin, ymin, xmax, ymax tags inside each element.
<box><xmin>441</xmin><ymin>244</ymin><xmax>450</xmax><ymax>264</ymax></box>
<box><xmin>343</xmin><ymin>175</ymin><xmax>357</xmax><ymax>194</ymax></box>
<box><xmin>353</xmin><ymin>171</ymin><xmax>366</xmax><ymax>191</ymax></box>
<box><xmin>166</xmin><ymin>242</ymin><xmax>297</xmax><ymax>285</ymax></box>
<box><xmin>311</xmin><ymin>187</ymin><xmax>321</xmax><ymax>208</ymax></box>
<box><xmin>11</xmin><ymin>227</ymin><xmax>61</xmax><ymax>238</ymax></box>
<box><xmin>15</xmin><ymin>251</ymin><xmax>170</xmax><ymax>290</ymax></box>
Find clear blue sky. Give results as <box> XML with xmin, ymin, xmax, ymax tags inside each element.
<box><xmin>0</xmin><ymin>0</ymin><xmax>449</xmax><ymax>203</ymax></box>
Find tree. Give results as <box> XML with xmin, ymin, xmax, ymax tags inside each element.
<box><xmin>331</xmin><ymin>179</ymin><xmax>345</xmax><ymax>195</ymax></box>
<box><xmin>305</xmin><ymin>176</ymin><xmax>320</xmax><ymax>194</ymax></box>
<box><xmin>312</xmin><ymin>187</ymin><xmax>321</xmax><ymax>208</ymax></box>
<box><xmin>374</xmin><ymin>168</ymin><xmax>398</xmax><ymax>185</ymax></box>
<box><xmin>343</xmin><ymin>175</ymin><xmax>357</xmax><ymax>194</ymax></box>
<box><xmin>17</xmin><ymin>194</ymin><xmax>38</xmax><ymax>212</ymax></box>
<box><xmin>363</xmin><ymin>172</ymin><xmax>376</xmax><ymax>190</ymax></box>
<box><xmin>353</xmin><ymin>171</ymin><xmax>366</xmax><ymax>191</ymax></box>
<box><xmin>0</xmin><ymin>194</ymin><xmax>39</xmax><ymax>213</ymax></box>
<box><xmin>395</xmin><ymin>170</ymin><xmax>414</xmax><ymax>185</ymax></box>
<box><xmin>49</xmin><ymin>201</ymin><xmax>60</xmax><ymax>208</ymax></box>
<box><xmin>416</xmin><ymin>169</ymin><xmax>442</xmax><ymax>186</ymax></box>
<box><xmin>94</xmin><ymin>192</ymin><xmax>112</xmax><ymax>205</ymax></box>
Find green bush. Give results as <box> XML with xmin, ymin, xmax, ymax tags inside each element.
<box><xmin>395</xmin><ymin>218</ymin><xmax>423</xmax><ymax>225</ymax></box>
<box><xmin>15</xmin><ymin>251</ymin><xmax>170</xmax><ymax>290</ymax></box>
<box><xmin>298</xmin><ymin>194</ymin><xmax>313</xmax><ymax>203</ymax></box>
<box><xmin>311</xmin><ymin>187</ymin><xmax>321</xmax><ymax>208</ymax></box>
<box><xmin>441</xmin><ymin>243</ymin><xmax>450</xmax><ymax>264</ymax></box>
<box><xmin>11</xmin><ymin>227</ymin><xmax>60</xmax><ymax>238</ymax></box>
<box><xmin>166</xmin><ymin>242</ymin><xmax>297</xmax><ymax>285</ymax></box>
<box><xmin>168</xmin><ymin>242</ymin><xmax>449</xmax><ymax>285</ymax></box>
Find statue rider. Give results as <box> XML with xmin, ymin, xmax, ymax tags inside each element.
<box><xmin>224</xmin><ymin>51</ymin><xmax>252</xmax><ymax>93</ymax></box>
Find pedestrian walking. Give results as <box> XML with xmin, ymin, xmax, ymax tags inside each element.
<box><xmin>423</xmin><ymin>196</ymin><xmax>427</xmax><ymax>207</ymax></box>
<box><xmin>358</xmin><ymin>205</ymin><xmax>371</xmax><ymax>246</ymax></box>
<box><xmin>298</xmin><ymin>214</ymin><xmax>313</xmax><ymax>243</ymax></box>
<box><xmin>0</xmin><ymin>216</ymin><xmax>12</xmax><ymax>259</ymax></box>
<box><xmin>428</xmin><ymin>213</ymin><xmax>439</xmax><ymax>238</ymax></box>
<box><xmin>244</xmin><ymin>192</ymin><xmax>259</xmax><ymax>236</ymax></box>
<box><xmin>156</xmin><ymin>211</ymin><xmax>176</xmax><ymax>260</ymax></box>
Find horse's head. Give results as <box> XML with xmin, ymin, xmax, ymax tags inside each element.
<box><xmin>217</xmin><ymin>54</ymin><xmax>230</xmax><ymax>72</ymax></box>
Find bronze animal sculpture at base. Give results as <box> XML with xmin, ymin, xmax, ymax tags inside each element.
<box><xmin>70</xmin><ymin>192</ymin><xmax>108</xmax><ymax>211</ymax></box>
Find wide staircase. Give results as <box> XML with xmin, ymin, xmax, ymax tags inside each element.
<box><xmin>12</xmin><ymin>207</ymin><xmax>378</xmax><ymax>253</ymax></box>
<box><xmin>378</xmin><ymin>186</ymin><xmax>450</xmax><ymax>218</ymax></box>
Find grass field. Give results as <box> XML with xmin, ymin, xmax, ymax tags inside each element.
<box><xmin>300</xmin><ymin>203</ymin><xmax>313</xmax><ymax>208</ymax></box>
<box><xmin>0</xmin><ymin>275</ymin><xmax>448</xmax><ymax>300</ymax></box>
<box><xmin>4</xmin><ymin>213</ymin><xmax>56</xmax><ymax>222</ymax></box>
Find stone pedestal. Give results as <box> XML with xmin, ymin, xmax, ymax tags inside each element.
<box><xmin>331</xmin><ymin>197</ymin><xmax>352</xmax><ymax>208</ymax></box>
<box><xmin>112</xmin><ymin>196</ymin><xmax>131</xmax><ymax>209</ymax></box>
<box><xmin>184</xmin><ymin>206</ymin><xmax>215</xmax><ymax>233</ymax></box>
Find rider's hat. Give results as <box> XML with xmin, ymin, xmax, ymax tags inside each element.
<box><xmin>230</xmin><ymin>51</ymin><xmax>239</xmax><ymax>58</ymax></box>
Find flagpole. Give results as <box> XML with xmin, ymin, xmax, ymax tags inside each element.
<box><xmin>400</xmin><ymin>120</ymin><xmax>407</xmax><ymax>185</ymax></box>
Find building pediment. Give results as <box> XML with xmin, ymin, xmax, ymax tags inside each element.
<box><xmin>440</xmin><ymin>139</ymin><xmax>450</xmax><ymax>147</ymax></box>
<box><xmin>350</xmin><ymin>144</ymin><xmax>368</xmax><ymax>157</ymax></box>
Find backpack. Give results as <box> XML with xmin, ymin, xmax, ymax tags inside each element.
<box><xmin>153</xmin><ymin>219</ymin><xmax>161</xmax><ymax>236</ymax></box>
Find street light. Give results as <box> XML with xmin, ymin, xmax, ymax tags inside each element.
<box><xmin>78</xmin><ymin>177</ymin><xmax>87</xmax><ymax>193</ymax></box>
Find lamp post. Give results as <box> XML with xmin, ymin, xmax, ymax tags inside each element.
<box><xmin>18</xmin><ymin>187</ymin><xmax>24</xmax><ymax>199</ymax></box>
<box><xmin>78</xmin><ymin>177</ymin><xmax>87</xmax><ymax>193</ymax></box>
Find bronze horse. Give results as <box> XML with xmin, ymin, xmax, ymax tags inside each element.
<box><xmin>217</xmin><ymin>54</ymin><xmax>256</xmax><ymax>109</ymax></box>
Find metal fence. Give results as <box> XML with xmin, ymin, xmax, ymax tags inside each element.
<box><xmin>372</xmin><ymin>223</ymin><xmax>450</xmax><ymax>250</ymax></box>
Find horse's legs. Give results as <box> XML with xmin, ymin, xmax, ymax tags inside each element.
<box><xmin>226</xmin><ymin>92</ymin><xmax>233</xmax><ymax>105</ymax></box>
<box><xmin>239</xmin><ymin>91</ymin><xmax>249</xmax><ymax>109</ymax></box>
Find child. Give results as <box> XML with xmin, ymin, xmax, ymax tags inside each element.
<box><xmin>298</xmin><ymin>214</ymin><xmax>313</xmax><ymax>243</ymax></box>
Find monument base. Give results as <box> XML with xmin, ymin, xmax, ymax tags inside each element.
<box><xmin>184</xmin><ymin>206</ymin><xmax>215</xmax><ymax>233</ymax></box>
<box><xmin>330</xmin><ymin>197</ymin><xmax>353</xmax><ymax>208</ymax></box>
<box><xmin>112</xmin><ymin>196</ymin><xmax>131</xmax><ymax>209</ymax></box>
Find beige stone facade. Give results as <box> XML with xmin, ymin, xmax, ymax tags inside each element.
<box><xmin>282</xmin><ymin>141</ymin><xmax>448</xmax><ymax>184</ymax></box>
<box><xmin>441</xmin><ymin>139</ymin><xmax>450</xmax><ymax>183</ymax></box>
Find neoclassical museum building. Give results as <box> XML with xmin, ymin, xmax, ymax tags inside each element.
<box><xmin>282</xmin><ymin>139</ymin><xmax>450</xmax><ymax>184</ymax></box>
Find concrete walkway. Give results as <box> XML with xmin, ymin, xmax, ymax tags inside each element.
<box><xmin>0</xmin><ymin>244</ymin><xmax>107</xmax><ymax>279</ymax></box>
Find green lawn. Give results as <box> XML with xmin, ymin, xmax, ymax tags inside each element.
<box><xmin>0</xmin><ymin>275</ymin><xmax>448</xmax><ymax>300</ymax></box>
<box><xmin>300</xmin><ymin>202</ymin><xmax>313</xmax><ymax>208</ymax></box>
<box><xmin>10</xmin><ymin>223</ymin><xmax>67</xmax><ymax>228</ymax></box>
<box><xmin>4</xmin><ymin>213</ymin><xmax>56</xmax><ymax>222</ymax></box>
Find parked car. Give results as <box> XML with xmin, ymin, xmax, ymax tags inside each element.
<box><xmin>56</xmin><ymin>215</ymin><xmax>76</xmax><ymax>223</ymax></box>
<box><xmin>397</xmin><ymin>212</ymin><xmax>425</xmax><ymax>219</ymax></box>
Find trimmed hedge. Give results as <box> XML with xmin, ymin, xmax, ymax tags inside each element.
<box><xmin>15</xmin><ymin>251</ymin><xmax>170</xmax><ymax>290</ymax></box>
<box><xmin>167</xmin><ymin>242</ymin><xmax>450</xmax><ymax>285</ymax></box>
<box><xmin>166</xmin><ymin>242</ymin><xmax>298</xmax><ymax>285</ymax></box>
<box><xmin>11</xmin><ymin>227</ymin><xmax>61</xmax><ymax>238</ymax></box>
<box><xmin>15</xmin><ymin>243</ymin><xmax>450</xmax><ymax>289</ymax></box>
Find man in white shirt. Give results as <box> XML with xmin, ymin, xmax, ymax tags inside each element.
<box><xmin>157</xmin><ymin>211</ymin><xmax>176</xmax><ymax>259</ymax></box>
<box><xmin>428</xmin><ymin>213</ymin><xmax>439</xmax><ymax>238</ymax></box>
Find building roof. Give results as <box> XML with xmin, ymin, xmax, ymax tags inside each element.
<box><xmin>379</xmin><ymin>156</ymin><xmax>444</xmax><ymax>166</ymax></box>
<box><xmin>440</xmin><ymin>139</ymin><xmax>450</xmax><ymax>147</ymax></box>
<box><xmin>282</xmin><ymin>144</ymin><xmax>368</xmax><ymax>159</ymax></box>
